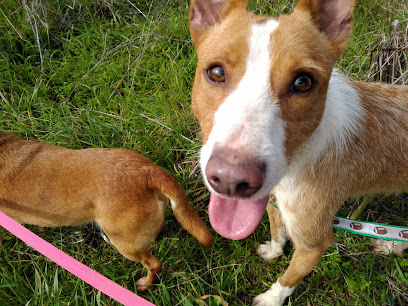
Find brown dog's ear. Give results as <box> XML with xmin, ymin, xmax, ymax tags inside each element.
<box><xmin>293</xmin><ymin>0</ymin><xmax>355</xmax><ymax>59</ymax></box>
<box><xmin>189</xmin><ymin>0</ymin><xmax>247</xmax><ymax>48</ymax></box>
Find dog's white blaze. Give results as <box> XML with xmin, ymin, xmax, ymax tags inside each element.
<box><xmin>200</xmin><ymin>19</ymin><xmax>287</xmax><ymax>199</ymax></box>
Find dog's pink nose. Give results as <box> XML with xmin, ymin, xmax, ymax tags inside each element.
<box><xmin>205</xmin><ymin>149</ymin><xmax>266</xmax><ymax>198</ymax></box>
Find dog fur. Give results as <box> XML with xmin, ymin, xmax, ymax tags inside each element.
<box><xmin>188</xmin><ymin>0</ymin><xmax>408</xmax><ymax>304</ymax></box>
<box><xmin>0</xmin><ymin>130</ymin><xmax>212</xmax><ymax>291</ymax></box>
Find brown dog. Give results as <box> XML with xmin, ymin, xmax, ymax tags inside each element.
<box><xmin>0</xmin><ymin>130</ymin><xmax>212</xmax><ymax>291</ymax></box>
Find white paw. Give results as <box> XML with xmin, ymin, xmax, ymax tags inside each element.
<box><xmin>371</xmin><ymin>238</ymin><xmax>408</xmax><ymax>257</ymax></box>
<box><xmin>252</xmin><ymin>281</ymin><xmax>294</xmax><ymax>306</ymax></box>
<box><xmin>136</xmin><ymin>276</ymin><xmax>152</xmax><ymax>292</ymax></box>
<box><xmin>256</xmin><ymin>240</ymin><xmax>284</xmax><ymax>260</ymax></box>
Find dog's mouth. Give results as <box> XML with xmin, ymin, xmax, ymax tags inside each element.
<box><xmin>208</xmin><ymin>193</ymin><xmax>269</xmax><ymax>240</ymax></box>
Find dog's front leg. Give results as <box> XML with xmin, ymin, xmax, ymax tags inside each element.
<box><xmin>257</xmin><ymin>203</ymin><xmax>288</xmax><ymax>260</ymax></box>
<box><xmin>254</xmin><ymin>224</ymin><xmax>335</xmax><ymax>306</ymax></box>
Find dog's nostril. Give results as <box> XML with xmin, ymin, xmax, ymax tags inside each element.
<box><xmin>209</xmin><ymin>176</ymin><xmax>220</xmax><ymax>186</ymax></box>
<box><xmin>236</xmin><ymin>182</ymin><xmax>250</xmax><ymax>194</ymax></box>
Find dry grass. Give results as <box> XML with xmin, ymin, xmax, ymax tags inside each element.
<box><xmin>367</xmin><ymin>21</ymin><xmax>408</xmax><ymax>84</ymax></box>
<box><xmin>345</xmin><ymin>0</ymin><xmax>408</xmax><ymax>85</ymax></box>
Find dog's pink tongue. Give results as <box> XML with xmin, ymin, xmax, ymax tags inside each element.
<box><xmin>208</xmin><ymin>193</ymin><xmax>268</xmax><ymax>240</ymax></box>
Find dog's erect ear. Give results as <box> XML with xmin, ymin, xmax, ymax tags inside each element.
<box><xmin>294</xmin><ymin>0</ymin><xmax>355</xmax><ymax>59</ymax></box>
<box><xmin>189</xmin><ymin>0</ymin><xmax>247</xmax><ymax>48</ymax></box>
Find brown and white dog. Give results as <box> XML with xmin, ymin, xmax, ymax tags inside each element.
<box><xmin>0</xmin><ymin>130</ymin><xmax>212</xmax><ymax>291</ymax></box>
<box><xmin>188</xmin><ymin>0</ymin><xmax>408</xmax><ymax>304</ymax></box>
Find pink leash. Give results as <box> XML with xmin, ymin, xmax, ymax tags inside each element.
<box><xmin>0</xmin><ymin>211</ymin><xmax>155</xmax><ymax>306</ymax></box>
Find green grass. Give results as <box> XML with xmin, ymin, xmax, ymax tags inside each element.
<box><xmin>0</xmin><ymin>0</ymin><xmax>407</xmax><ymax>305</ymax></box>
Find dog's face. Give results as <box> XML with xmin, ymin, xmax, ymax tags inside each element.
<box><xmin>189</xmin><ymin>0</ymin><xmax>355</xmax><ymax>239</ymax></box>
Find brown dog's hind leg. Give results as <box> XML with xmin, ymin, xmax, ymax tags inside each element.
<box><xmin>122</xmin><ymin>250</ymin><xmax>162</xmax><ymax>292</ymax></box>
<box><xmin>96</xmin><ymin>190</ymin><xmax>167</xmax><ymax>291</ymax></box>
<box><xmin>256</xmin><ymin>201</ymin><xmax>288</xmax><ymax>260</ymax></box>
<box><xmin>104</xmin><ymin>228</ymin><xmax>163</xmax><ymax>292</ymax></box>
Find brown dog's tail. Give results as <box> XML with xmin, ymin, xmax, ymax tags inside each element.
<box><xmin>150</xmin><ymin>167</ymin><xmax>212</xmax><ymax>247</ymax></box>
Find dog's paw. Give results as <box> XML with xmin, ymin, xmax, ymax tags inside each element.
<box><xmin>252</xmin><ymin>281</ymin><xmax>294</xmax><ymax>306</ymax></box>
<box><xmin>371</xmin><ymin>238</ymin><xmax>408</xmax><ymax>257</ymax></box>
<box><xmin>256</xmin><ymin>240</ymin><xmax>284</xmax><ymax>260</ymax></box>
<box><xmin>136</xmin><ymin>277</ymin><xmax>152</xmax><ymax>292</ymax></box>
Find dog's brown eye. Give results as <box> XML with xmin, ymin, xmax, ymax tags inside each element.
<box><xmin>291</xmin><ymin>74</ymin><xmax>314</xmax><ymax>93</ymax></box>
<box><xmin>207</xmin><ymin>65</ymin><xmax>225</xmax><ymax>83</ymax></box>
